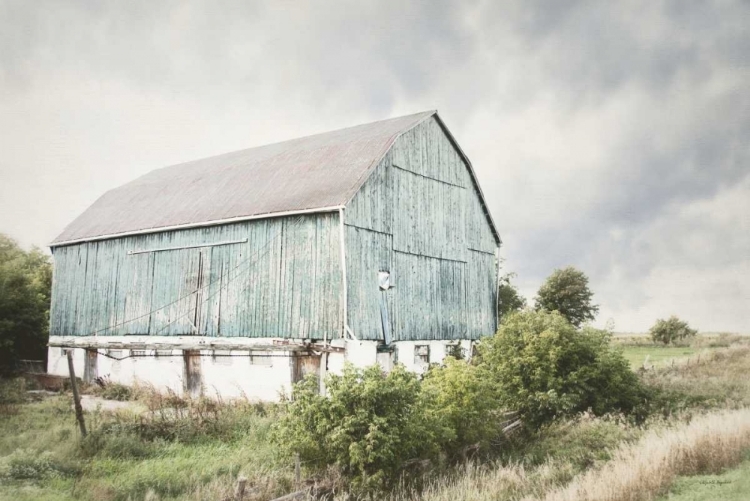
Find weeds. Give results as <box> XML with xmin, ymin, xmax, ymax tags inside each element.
<box><xmin>535</xmin><ymin>408</ymin><xmax>750</xmax><ymax>501</ymax></box>
<box><xmin>0</xmin><ymin>449</ymin><xmax>79</xmax><ymax>481</ymax></box>
<box><xmin>93</xmin><ymin>382</ymin><xmax>133</xmax><ymax>402</ymax></box>
<box><xmin>0</xmin><ymin>378</ymin><xmax>27</xmax><ymax>415</ymax></box>
<box><xmin>2</xmin><ymin>337</ymin><xmax>749</xmax><ymax>501</ymax></box>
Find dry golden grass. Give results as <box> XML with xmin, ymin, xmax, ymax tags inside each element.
<box><xmin>532</xmin><ymin>408</ymin><xmax>750</xmax><ymax>501</ymax></box>
<box><xmin>382</xmin><ymin>408</ymin><xmax>750</xmax><ymax>501</ymax></box>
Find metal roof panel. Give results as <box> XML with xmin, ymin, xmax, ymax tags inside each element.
<box><xmin>52</xmin><ymin>111</ymin><xmax>435</xmax><ymax>245</ymax></box>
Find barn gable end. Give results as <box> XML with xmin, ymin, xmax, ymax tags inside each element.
<box><xmin>345</xmin><ymin>115</ymin><xmax>499</xmax><ymax>342</ymax></box>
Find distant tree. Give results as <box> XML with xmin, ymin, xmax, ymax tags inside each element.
<box><xmin>649</xmin><ymin>316</ymin><xmax>697</xmax><ymax>345</ymax></box>
<box><xmin>497</xmin><ymin>272</ymin><xmax>526</xmax><ymax>322</ymax></box>
<box><xmin>535</xmin><ymin>266</ymin><xmax>599</xmax><ymax>328</ymax></box>
<box><xmin>0</xmin><ymin>234</ymin><xmax>52</xmax><ymax>375</ymax></box>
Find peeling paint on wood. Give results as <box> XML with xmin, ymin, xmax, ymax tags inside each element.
<box><xmin>83</xmin><ymin>349</ymin><xmax>98</xmax><ymax>383</ymax></box>
<box><xmin>50</xmin><ymin>214</ymin><xmax>343</xmax><ymax>340</ymax></box>
<box><xmin>345</xmin><ymin>116</ymin><xmax>498</xmax><ymax>341</ymax></box>
<box><xmin>291</xmin><ymin>354</ymin><xmax>320</xmax><ymax>384</ymax></box>
<box><xmin>183</xmin><ymin>350</ymin><xmax>202</xmax><ymax>397</ymax></box>
<box><xmin>49</xmin><ymin>115</ymin><xmax>498</xmax><ymax>347</ymax></box>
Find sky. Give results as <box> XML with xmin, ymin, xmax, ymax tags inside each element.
<box><xmin>1</xmin><ymin>0</ymin><xmax>748</xmax><ymax>333</ymax></box>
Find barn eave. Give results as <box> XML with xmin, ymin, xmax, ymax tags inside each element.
<box><xmin>49</xmin><ymin>204</ymin><xmax>345</xmax><ymax>248</ymax></box>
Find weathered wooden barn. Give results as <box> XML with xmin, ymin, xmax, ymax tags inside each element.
<box><xmin>47</xmin><ymin>111</ymin><xmax>500</xmax><ymax>398</ymax></box>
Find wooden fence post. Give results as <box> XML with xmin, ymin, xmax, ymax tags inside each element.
<box><xmin>234</xmin><ymin>475</ymin><xmax>247</xmax><ymax>500</ymax></box>
<box><xmin>66</xmin><ymin>350</ymin><xmax>87</xmax><ymax>437</ymax></box>
<box><xmin>294</xmin><ymin>452</ymin><xmax>301</xmax><ymax>487</ymax></box>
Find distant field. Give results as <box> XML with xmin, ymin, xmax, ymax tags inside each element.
<box><xmin>613</xmin><ymin>332</ymin><xmax>749</xmax><ymax>370</ymax></box>
<box><xmin>619</xmin><ymin>345</ymin><xmax>708</xmax><ymax>370</ymax></box>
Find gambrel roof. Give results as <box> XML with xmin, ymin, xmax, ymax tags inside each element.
<box><xmin>52</xmin><ymin>111</ymin><xmax>499</xmax><ymax>246</ymax></box>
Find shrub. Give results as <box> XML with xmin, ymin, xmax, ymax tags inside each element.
<box><xmin>96</xmin><ymin>382</ymin><xmax>133</xmax><ymax>401</ymax></box>
<box><xmin>534</xmin><ymin>267</ymin><xmax>599</xmax><ymax>328</ymax></box>
<box><xmin>0</xmin><ymin>448</ymin><xmax>78</xmax><ymax>480</ymax></box>
<box><xmin>80</xmin><ymin>425</ymin><xmax>157</xmax><ymax>459</ymax></box>
<box><xmin>0</xmin><ymin>377</ymin><xmax>26</xmax><ymax>415</ymax></box>
<box><xmin>514</xmin><ymin>413</ymin><xmax>641</xmax><ymax>470</ymax></box>
<box><xmin>421</xmin><ymin>358</ymin><xmax>502</xmax><ymax>457</ymax></box>
<box><xmin>649</xmin><ymin>316</ymin><xmax>698</xmax><ymax>345</ymax></box>
<box><xmin>478</xmin><ymin>310</ymin><xmax>647</xmax><ymax>427</ymax></box>
<box><xmin>272</xmin><ymin>364</ymin><xmax>450</xmax><ymax>493</ymax></box>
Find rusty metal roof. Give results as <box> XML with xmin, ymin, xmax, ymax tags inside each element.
<box><xmin>52</xmin><ymin>110</ymin><xmax>499</xmax><ymax>246</ymax></box>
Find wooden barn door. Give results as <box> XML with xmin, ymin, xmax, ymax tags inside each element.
<box><xmin>291</xmin><ymin>354</ymin><xmax>321</xmax><ymax>384</ymax></box>
<box><xmin>190</xmin><ymin>249</ymin><xmax>208</xmax><ymax>335</ymax></box>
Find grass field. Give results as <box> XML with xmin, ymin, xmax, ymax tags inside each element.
<box><xmin>614</xmin><ymin>332</ymin><xmax>748</xmax><ymax>370</ymax></box>
<box><xmin>0</xmin><ymin>390</ymin><xmax>294</xmax><ymax>501</ymax></box>
<box><xmin>619</xmin><ymin>345</ymin><xmax>702</xmax><ymax>369</ymax></box>
<box><xmin>1</xmin><ymin>337</ymin><xmax>749</xmax><ymax>501</ymax></box>
<box><xmin>657</xmin><ymin>455</ymin><xmax>750</xmax><ymax>501</ymax></box>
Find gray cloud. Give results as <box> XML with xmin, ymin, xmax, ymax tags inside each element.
<box><xmin>1</xmin><ymin>0</ymin><xmax>748</xmax><ymax>332</ymax></box>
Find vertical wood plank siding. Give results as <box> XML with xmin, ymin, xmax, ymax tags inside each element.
<box><xmin>346</xmin><ymin>117</ymin><xmax>498</xmax><ymax>341</ymax></box>
<box><xmin>50</xmin><ymin>115</ymin><xmax>496</xmax><ymax>343</ymax></box>
<box><xmin>344</xmin><ymin>226</ymin><xmax>392</xmax><ymax>340</ymax></box>
<box><xmin>50</xmin><ymin>214</ymin><xmax>342</xmax><ymax>339</ymax></box>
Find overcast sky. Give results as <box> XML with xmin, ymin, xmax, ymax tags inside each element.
<box><xmin>1</xmin><ymin>1</ymin><xmax>748</xmax><ymax>333</ymax></box>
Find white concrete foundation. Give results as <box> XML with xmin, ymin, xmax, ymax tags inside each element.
<box><xmin>47</xmin><ymin>338</ymin><xmax>475</xmax><ymax>400</ymax></box>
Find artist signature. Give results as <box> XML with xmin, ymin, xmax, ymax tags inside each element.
<box><xmin>697</xmin><ymin>479</ymin><xmax>733</xmax><ymax>485</ymax></box>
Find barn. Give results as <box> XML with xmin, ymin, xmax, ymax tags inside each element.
<box><xmin>46</xmin><ymin>111</ymin><xmax>500</xmax><ymax>399</ymax></box>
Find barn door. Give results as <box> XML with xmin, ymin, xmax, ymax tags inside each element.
<box><xmin>291</xmin><ymin>354</ymin><xmax>321</xmax><ymax>384</ymax></box>
<box><xmin>190</xmin><ymin>249</ymin><xmax>207</xmax><ymax>334</ymax></box>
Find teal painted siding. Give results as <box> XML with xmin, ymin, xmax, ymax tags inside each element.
<box><xmin>346</xmin><ymin>116</ymin><xmax>498</xmax><ymax>341</ymax></box>
<box><xmin>344</xmin><ymin>225</ymin><xmax>392</xmax><ymax>341</ymax></box>
<box><xmin>50</xmin><ymin>115</ymin><xmax>496</xmax><ymax>344</ymax></box>
<box><xmin>50</xmin><ymin>214</ymin><xmax>343</xmax><ymax>339</ymax></box>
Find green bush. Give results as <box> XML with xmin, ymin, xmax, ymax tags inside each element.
<box><xmin>421</xmin><ymin>357</ymin><xmax>502</xmax><ymax>457</ymax></box>
<box><xmin>80</xmin><ymin>425</ymin><xmax>157</xmax><ymax>459</ymax></box>
<box><xmin>649</xmin><ymin>316</ymin><xmax>698</xmax><ymax>345</ymax></box>
<box><xmin>0</xmin><ymin>378</ymin><xmax>27</xmax><ymax>416</ymax></box>
<box><xmin>512</xmin><ymin>413</ymin><xmax>641</xmax><ymax>470</ymax></box>
<box><xmin>272</xmin><ymin>364</ymin><xmax>449</xmax><ymax>493</ymax></box>
<box><xmin>478</xmin><ymin>310</ymin><xmax>647</xmax><ymax>427</ymax></box>
<box><xmin>0</xmin><ymin>448</ymin><xmax>78</xmax><ymax>480</ymax></box>
<box><xmin>96</xmin><ymin>382</ymin><xmax>133</xmax><ymax>401</ymax></box>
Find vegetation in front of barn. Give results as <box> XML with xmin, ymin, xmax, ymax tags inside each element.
<box><xmin>3</xmin><ymin>330</ymin><xmax>750</xmax><ymax>500</ymax></box>
<box><xmin>2</xmin><ymin>261</ymin><xmax>750</xmax><ymax>501</ymax></box>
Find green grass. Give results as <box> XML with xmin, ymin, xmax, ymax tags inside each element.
<box><xmin>2</xmin><ymin>337</ymin><xmax>749</xmax><ymax>501</ymax></box>
<box><xmin>0</xmin><ymin>390</ymin><xmax>294</xmax><ymax>501</ymax></box>
<box><xmin>619</xmin><ymin>345</ymin><xmax>702</xmax><ymax>369</ymax></box>
<box><xmin>658</xmin><ymin>455</ymin><xmax>750</xmax><ymax>500</ymax></box>
<box><xmin>0</xmin><ymin>482</ymin><xmax>77</xmax><ymax>501</ymax></box>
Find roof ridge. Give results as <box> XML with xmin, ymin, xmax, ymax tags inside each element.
<box><xmin>51</xmin><ymin>110</ymin><xmax>438</xmax><ymax>245</ymax></box>
<box><xmin>152</xmin><ymin>110</ymin><xmax>438</xmax><ymax>174</ymax></box>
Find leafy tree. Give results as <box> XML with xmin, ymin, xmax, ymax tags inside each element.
<box><xmin>0</xmin><ymin>234</ymin><xmax>52</xmax><ymax>375</ymax></box>
<box><xmin>497</xmin><ymin>272</ymin><xmax>526</xmax><ymax>321</ymax></box>
<box><xmin>421</xmin><ymin>357</ymin><xmax>501</xmax><ymax>457</ymax></box>
<box><xmin>649</xmin><ymin>316</ymin><xmax>697</xmax><ymax>345</ymax></box>
<box><xmin>272</xmin><ymin>364</ymin><xmax>450</xmax><ymax>493</ymax></box>
<box><xmin>535</xmin><ymin>266</ymin><xmax>599</xmax><ymax>328</ymax></box>
<box><xmin>478</xmin><ymin>310</ymin><xmax>646</xmax><ymax>427</ymax></box>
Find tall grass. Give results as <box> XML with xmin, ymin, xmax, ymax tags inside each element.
<box><xmin>535</xmin><ymin>408</ymin><xmax>750</xmax><ymax>501</ymax></box>
<box><xmin>383</xmin><ymin>408</ymin><xmax>750</xmax><ymax>501</ymax></box>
